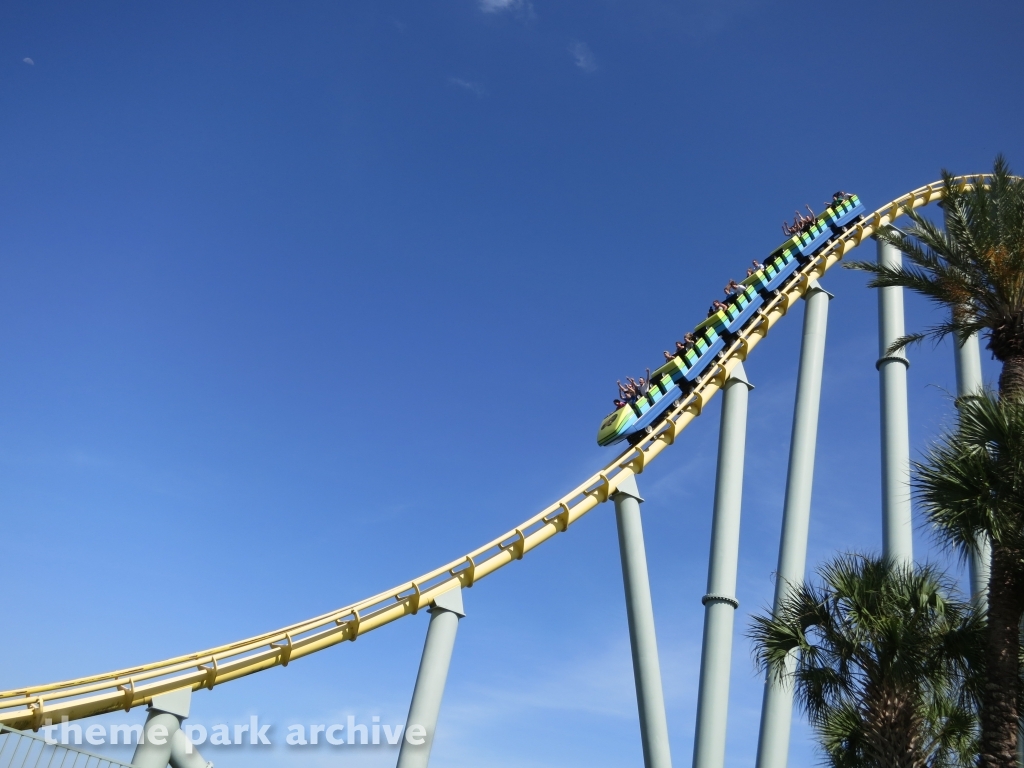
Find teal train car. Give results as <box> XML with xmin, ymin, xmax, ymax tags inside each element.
<box><xmin>597</xmin><ymin>194</ymin><xmax>864</xmax><ymax>446</ymax></box>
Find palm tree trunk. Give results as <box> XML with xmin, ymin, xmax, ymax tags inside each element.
<box><xmin>998</xmin><ymin>353</ymin><xmax>1024</xmax><ymax>400</ymax></box>
<box><xmin>869</xmin><ymin>703</ymin><xmax>925</xmax><ymax>768</ymax></box>
<box><xmin>861</xmin><ymin>678</ymin><xmax>927</xmax><ymax>768</ymax></box>
<box><xmin>979</xmin><ymin>542</ymin><xmax>1024</xmax><ymax>768</ymax></box>
<box><xmin>993</xmin><ymin>352</ymin><xmax>1024</xmax><ymax>768</ymax></box>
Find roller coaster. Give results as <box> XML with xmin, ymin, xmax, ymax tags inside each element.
<box><xmin>597</xmin><ymin>193</ymin><xmax>865</xmax><ymax>446</ymax></box>
<box><xmin>0</xmin><ymin>175</ymin><xmax>995</xmax><ymax>768</ymax></box>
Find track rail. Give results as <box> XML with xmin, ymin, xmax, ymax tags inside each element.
<box><xmin>0</xmin><ymin>175</ymin><xmax>992</xmax><ymax>730</ymax></box>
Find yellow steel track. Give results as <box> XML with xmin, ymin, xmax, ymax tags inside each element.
<box><xmin>0</xmin><ymin>175</ymin><xmax>990</xmax><ymax>731</ymax></box>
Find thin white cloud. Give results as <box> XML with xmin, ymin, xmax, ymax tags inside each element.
<box><xmin>479</xmin><ymin>0</ymin><xmax>534</xmax><ymax>17</ymax></box>
<box><xmin>568</xmin><ymin>40</ymin><xmax>597</xmax><ymax>73</ymax></box>
<box><xmin>22</xmin><ymin>57</ymin><xmax>34</xmax><ymax>65</ymax></box>
<box><xmin>449</xmin><ymin>77</ymin><xmax>487</xmax><ymax>98</ymax></box>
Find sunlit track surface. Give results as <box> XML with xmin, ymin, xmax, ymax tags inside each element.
<box><xmin>0</xmin><ymin>175</ymin><xmax>993</xmax><ymax>731</ymax></box>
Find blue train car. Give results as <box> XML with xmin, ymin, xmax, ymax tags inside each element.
<box><xmin>597</xmin><ymin>193</ymin><xmax>863</xmax><ymax>446</ymax></box>
<box><xmin>823</xmin><ymin>194</ymin><xmax>865</xmax><ymax>232</ymax></box>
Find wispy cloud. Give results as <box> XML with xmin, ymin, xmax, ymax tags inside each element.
<box><xmin>449</xmin><ymin>639</ymin><xmax>642</xmax><ymax>723</ymax></box>
<box><xmin>22</xmin><ymin>57</ymin><xmax>34</xmax><ymax>65</ymax></box>
<box><xmin>568</xmin><ymin>40</ymin><xmax>597</xmax><ymax>73</ymax></box>
<box><xmin>449</xmin><ymin>77</ymin><xmax>487</xmax><ymax>98</ymax></box>
<box><xmin>435</xmin><ymin>633</ymin><xmax>704</xmax><ymax>767</ymax></box>
<box><xmin>479</xmin><ymin>0</ymin><xmax>534</xmax><ymax>17</ymax></box>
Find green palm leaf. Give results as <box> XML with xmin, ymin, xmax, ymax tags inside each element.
<box><xmin>749</xmin><ymin>555</ymin><xmax>982</xmax><ymax>768</ymax></box>
<box><xmin>845</xmin><ymin>156</ymin><xmax>1024</xmax><ymax>396</ymax></box>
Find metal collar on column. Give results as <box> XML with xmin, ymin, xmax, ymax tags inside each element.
<box><xmin>876</xmin><ymin>355</ymin><xmax>910</xmax><ymax>371</ymax></box>
<box><xmin>701</xmin><ymin>594</ymin><xmax>739</xmax><ymax>609</ymax></box>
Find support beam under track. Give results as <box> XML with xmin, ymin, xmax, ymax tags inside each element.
<box><xmin>876</xmin><ymin>239</ymin><xmax>913</xmax><ymax>567</ymax></box>
<box><xmin>692</xmin><ymin>362</ymin><xmax>753</xmax><ymax>768</ymax></box>
<box><xmin>396</xmin><ymin>588</ymin><xmax>464</xmax><ymax>768</ymax></box>
<box><xmin>613</xmin><ymin>474</ymin><xmax>673</xmax><ymax>768</ymax></box>
<box><xmin>952</xmin><ymin>332</ymin><xmax>992</xmax><ymax>607</ymax></box>
<box><xmin>754</xmin><ymin>280</ymin><xmax>832</xmax><ymax>768</ymax></box>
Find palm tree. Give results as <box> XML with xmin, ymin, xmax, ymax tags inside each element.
<box><xmin>845</xmin><ymin>155</ymin><xmax>1024</xmax><ymax>398</ymax></box>
<box><xmin>845</xmin><ymin>156</ymin><xmax>1024</xmax><ymax>768</ymax></box>
<box><xmin>915</xmin><ymin>392</ymin><xmax>1024</xmax><ymax>768</ymax></box>
<box><xmin>750</xmin><ymin>554</ymin><xmax>982</xmax><ymax>768</ymax></box>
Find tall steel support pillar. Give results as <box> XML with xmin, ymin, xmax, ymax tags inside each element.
<box><xmin>876</xmin><ymin>239</ymin><xmax>914</xmax><ymax>566</ymax></box>
<box><xmin>693</xmin><ymin>362</ymin><xmax>753</xmax><ymax>768</ymax></box>
<box><xmin>170</xmin><ymin>730</ymin><xmax>214</xmax><ymax>768</ymax></box>
<box><xmin>132</xmin><ymin>710</ymin><xmax>180</xmax><ymax>768</ymax></box>
<box><xmin>396</xmin><ymin>588</ymin><xmax>465</xmax><ymax>768</ymax></box>
<box><xmin>941</xmin><ymin>202</ymin><xmax>992</xmax><ymax>604</ymax></box>
<box><xmin>953</xmin><ymin>332</ymin><xmax>992</xmax><ymax>605</ymax></box>
<box><xmin>132</xmin><ymin>688</ymin><xmax>210</xmax><ymax>768</ymax></box>
<box><xmin>613</xmin><ymin>474</ymin><xmax>673</xmax><ymax>768</ymax></box>
<box><xmin>754</xmin><ymin>281</ymin><xmax>832</xmax><ymax>768</ymax></box>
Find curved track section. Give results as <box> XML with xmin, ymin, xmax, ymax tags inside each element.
<box><xmin>0</xmin><ymin>175</ymin><xmax>991</xmax><ymax>730</ymax></box>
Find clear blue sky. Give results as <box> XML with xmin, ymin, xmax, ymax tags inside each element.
<box><xmin>1</xmin><ymin>1</ymin><xmax>1022</xmax><ymax>766</ymax></box>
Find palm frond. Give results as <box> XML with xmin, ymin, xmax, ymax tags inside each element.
<box><xmin>844</xmin><ymin>156</ymin><xmax>1024</xmax><ymax>371</ymax></box>
<box><xmin>748</xmin><ymin>554</ymin><xmax>981</xmax><ymax>768</ymax></box>
<box><xmin>915</xmin><ymin>390</ymin><xmax>1024</xmax><ymax>550</ymax></box>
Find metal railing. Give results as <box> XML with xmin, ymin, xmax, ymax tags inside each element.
<box><xmin>0</xmin><ymin>725</ymin><xmax>134</xmax><ymax>768</ymax></box>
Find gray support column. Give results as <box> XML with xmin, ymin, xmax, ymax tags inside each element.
<box><xmin>953</xmin><ymin>332</ymin><xmax>992</xmax><ymax>605</ymax></box>
<box><xmin>132</xmin><ymin>688</ymin><xmax>192</xmax><ymax>768</ymax></box>
<box><xmin>396</xmin><ymin>588</ymin><xmax>465</xmax><ymax>768</ymax></box>
<box><xmin>953</xmin><ymin>331</ymin><xmax>984</xmax><ymax>396</ymax></box>
<box><xmin>754</xmin><ymin>281</ymin><xmax>832</xmax><ymax>768</ymax></box>
<box><xmin>169</xmin><ymin>729</ymin><xmax>213</xmax><ymax>768</ymax></box>
<box><xmin>876</xmin><ymin>239</ymin><xmax>913</xmax><ymax>566</ymax></box>
<box><xmin>941</xmin><ymin>214</ymin><xmax>1012</xmax><ymax>766</ymax></box>
<box><xmin>613</xmin><ymin>474</ymin><xmax>673</xmax><ymax>768</ymax></box>
<box><xmin>942</xmin><ymin>201</ymin><xmax>992</xmax><ymax>604</ymax></box>
<box><xmin>693</xmin><ymin>362</ymin><xmax>753</xmax><ymax>768</ymax></box>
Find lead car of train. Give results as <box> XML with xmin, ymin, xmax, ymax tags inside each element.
<box><xmin>597</xmin><ymin>193</ymin><xmax>865</xmax><ymax>447</ymax></box>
